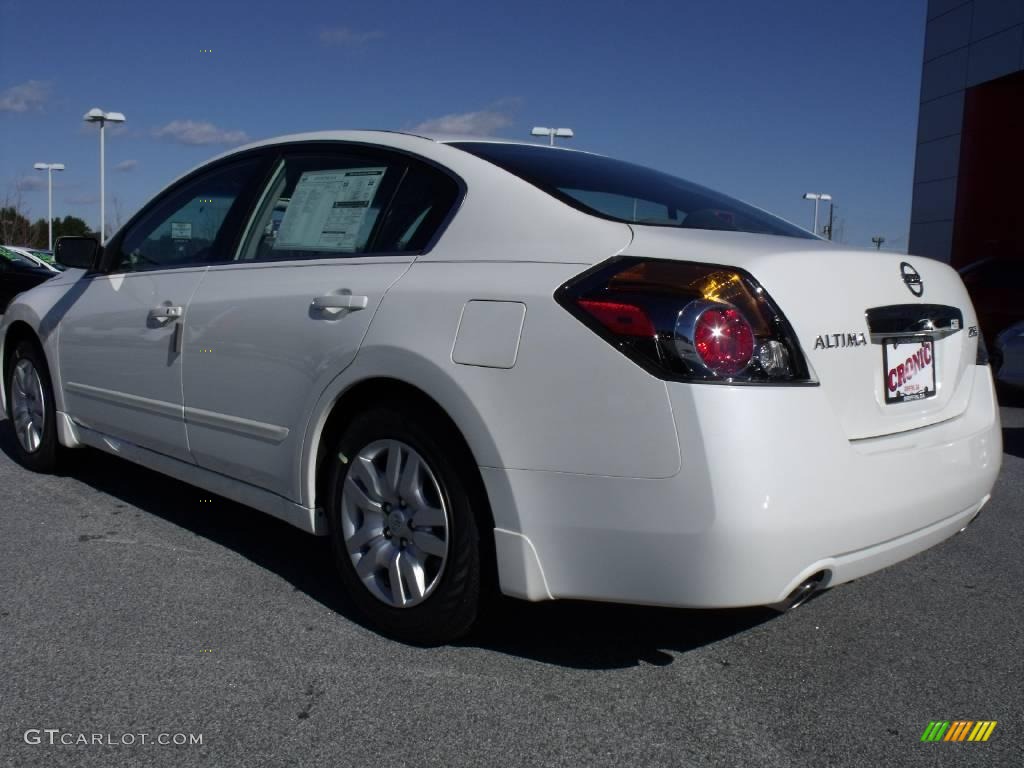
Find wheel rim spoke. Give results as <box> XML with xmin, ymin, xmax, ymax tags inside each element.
<box><xmin>340</xmin><ymin>438</ymin><xmax>450</xmax><ymax>609</ymax></box>
<box><xmin>388</xmin><ymin>549</ymin><xmax>406</xmax><ymax>605</ymax></box>
<box><xmin>397</xmin><ymin>451</ymin><xmax>421</xmax><ymax>504</ymax></box>
<box><xmin>350</xmin><ymin>455</ymin><xmax>386</xmax><ymax>501</ymax></box>
<box><xmin>398</xmin><ymin>551</ymin><xmax>426</xmax><ymax>602</ymax></box>
<box><xmin>347</xmin><ymin>520</ymin><xmax>382</xmax><ymax>553</ymax></box>
<box><xmin>344</xmin><ymin>475</ymin><xmax>383</xmax><ymax>515</ymax></box>
<box><xmin>384</xmin><ymin>444</ymin><xmax>403</xmax><ymax>500</ymax></box>
<box><xmin>14</xmin><ymin>363</ymin><xmax>28</xmax><ymax>393</ymax></box>
<box><xmin>412</xmin><ymin>530</ymin><xmax>446</xmax><ymax>558</ymax></box>
<box><xmin>356</xmin><ymin>538</ymin><xmax>392</xmax><ymax>580</ymax></box>
<box><xmin>413</xmin><ymin>504</ymin><xmax>446</xmax><ymax>528</ymax></box>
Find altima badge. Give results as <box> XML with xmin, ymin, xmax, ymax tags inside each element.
<box><xmin>900</xmin><ymin>262</ymin><xmax>924</xmax><ymax>297</ymax></box>
<box><xmin>814</xmin><ymin>333</ymin><xmax>868</xmax><ymax>350</ymax></box>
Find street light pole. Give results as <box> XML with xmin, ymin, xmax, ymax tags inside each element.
<box><xmin>99</xmin><ymin>120</ymin><xmax>104</xmax><ymax>239</ymax></box>
<box><xmin>83</xmin><ymin>108</ymin><xmax>126</xmax><ymax>242</ymax></box>
<box><xmin>33</xmin><ymin>162</ymin><xmax>65</xmax><ymax>250</ymax></box>
<box><xmin>530</xmin><ymin>126</ymin><xmax>575</xmax><ymax>146</ymax></box>
<box><xmin>802</xmin><ymin>192</ymin><xmax>832</xmax><ymax>237</ymax></box>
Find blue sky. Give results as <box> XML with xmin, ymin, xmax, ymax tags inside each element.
<box><xmin>0</xmin><ymin>0</ymin><xmax>926</xmax><ymax>250</ymax></box>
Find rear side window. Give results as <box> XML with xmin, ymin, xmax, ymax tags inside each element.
<box><xmin>452</xmin><ymin>142</ymin><xmax>813</xmax><ymax>240</ymax></box>
<box><xmin>238</xmin><ymin>151</ymin><xmax>458</xmax><ymax>261</ymax></box>
<box><xmin>373</xmin><ymin>164</ymin><xmax>459</xmax><ymax>253</ymax></box>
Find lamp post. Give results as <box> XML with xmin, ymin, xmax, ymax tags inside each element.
<box><xmin>32</xmin><ymin>162</ymin><xmax>65</xmax><ymax>250</ymax></box>
<box><xmin>531</xmin><ymin>126</ymin><xmax>574</xmax><ymax>146</ymax></box>
<box><xmin>802</xmin><ymin>192</ymin><xmax>832</xmax><ymax>237</ymax></box>
<box><xmin>83</xmin><ymin>108</ymin><xmax>126</xmax><ymax>242</ymax></box>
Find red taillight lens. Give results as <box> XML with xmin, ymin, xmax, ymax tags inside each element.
<box><xmin>556</xmin><ymin>257</ymin><xmax>813</xmax><ymax>384</ymax></box>
<box><xmin>578</xmin><ymin>300</ymin><xmax>655</xmax><ymax>337</ymax></box>
<box><xmin>693</xmin><ymin>306</ymin><xmax>754</xmax><ymax>375</ymax></box>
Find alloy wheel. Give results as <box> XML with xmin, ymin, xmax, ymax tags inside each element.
<box><xmin>10</xmin><ymin>358</ymin><xmax>46</xmax><ymax>454</ymax></box>
<box><xmin>340</xmin><ymin>439</ymin><xmax>450</xmax><ymax>608</ymax></box>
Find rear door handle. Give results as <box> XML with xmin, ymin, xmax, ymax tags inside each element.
<box><xmin>311</xmin><ymin>294</ymin><xmax>369</xmax><ymax>312</ymax></box>
<box><xmin>149</xmin><ymin>305</ymin><xmax>183</xmax><ymax>322</ymax></box>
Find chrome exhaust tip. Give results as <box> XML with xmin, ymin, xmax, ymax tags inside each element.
<box><xmin>772</xmin><ymin>571</ymin><xmax>828</xmax><ymax>613</ymax></box>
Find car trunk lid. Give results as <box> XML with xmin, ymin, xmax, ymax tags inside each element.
<box><xmin>623</xmin><ymin>227</ymin><xmax>982</xmax><ymax>439</ymax></box>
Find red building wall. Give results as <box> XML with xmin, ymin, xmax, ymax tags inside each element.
<box><xmin>952</xmin><ymin>71</ymin><xmax>1024</xmax><ymax>269</ymax></box>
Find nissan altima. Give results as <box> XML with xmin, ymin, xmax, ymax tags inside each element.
<box><xmin>0</xmin><ymin>131</ymin><xmax>1002</xmax><ymax>643</ymax></box>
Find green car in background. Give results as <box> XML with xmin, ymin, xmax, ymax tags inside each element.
<box><xmin>0</xmin><ymin>245</ymin><xmax>63</xmax><ymax>273</ymax></box>
<box><xmin>0</xmin><ymin>246</ymin><xmax>62</xmax><ymax>274</ymax></box>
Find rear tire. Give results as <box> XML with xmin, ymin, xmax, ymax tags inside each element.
<box><xmin>5</xmin><ymin>338</ymin><xmax>60</xmax><ymax>473</ymax></box>
<box><xmin>326</xmin><ymin>405</ymin><xmax>483</xmax><ymax>644</ymax></box>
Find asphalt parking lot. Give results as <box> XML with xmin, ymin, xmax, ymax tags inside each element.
<box><xmin>1</xmin><ymin>407</ymin><xmax>1021</xmax><ymax>768</ymax></box>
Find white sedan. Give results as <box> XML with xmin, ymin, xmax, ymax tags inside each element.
<box><xmin>0</xmin><ymin>131</ymin><xmax>1001</xmax><ymax>643</ymax></box>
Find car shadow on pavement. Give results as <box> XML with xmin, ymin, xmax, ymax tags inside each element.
<box><xmin>462</xmin><ymin>598</ymin><xmax>777</xmax><ymax>669</ymax></box>
<box><xmin>0</xmin><ymin>423</ymin><xmax>775</xmax><ymax>668</ymax></box>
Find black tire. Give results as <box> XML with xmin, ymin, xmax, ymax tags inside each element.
<box><xmin>5</xmin><ymin>338</ymin><xmax>60</xmax><ymax>473</ymax></box>
<box><xmin>326</xmin><ymin>405</ymin><xmax>483</xmax><ymax>644</ymax></box>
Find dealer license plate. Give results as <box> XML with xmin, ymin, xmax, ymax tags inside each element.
<box><xmin>883</xmin><ymin>337</ymin><xmax>937</xmax><ymax>404</ymax></box>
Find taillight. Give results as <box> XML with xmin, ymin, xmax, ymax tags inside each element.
<box><xmin>555</xmin><ymin>257</ymin><xmax>814</xmax><ymax>384</ymax></box>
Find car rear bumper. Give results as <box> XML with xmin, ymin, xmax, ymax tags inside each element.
<box><xmin>485</xmin><ymin>365</ymin><xmax>1002</xmax><ymax>606</ymax></box>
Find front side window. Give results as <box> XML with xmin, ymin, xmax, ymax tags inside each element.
<box><xmin>452</xmin><ymin>142</ymin><xmax>814</xmax><ymax>240</ymax></box>
<box><xmin>114</xmin><ymin>157</ymin><xmax>264</xmax><ymax>272</ymax></box>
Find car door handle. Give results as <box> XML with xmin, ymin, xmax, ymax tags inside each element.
<box><xmin>148</xmin><ymin>305</ymin><xmax>183</xmax><ymax>322</ymax></box>
<box><xmin>311</xmin><ymin>294</ymin><xmax>369</xmax><ymax>311</ymax></box>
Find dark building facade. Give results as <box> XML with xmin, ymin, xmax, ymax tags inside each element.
<box><xmin>910</xmin><ymin>0</ymin><xmax>1024</xmax><ymax>267</ymax></box>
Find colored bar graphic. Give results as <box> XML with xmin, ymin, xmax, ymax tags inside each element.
<box><xmin>921</xmin><ymin>720</ymin><xmax>996</xmax><ymax>742</ymax></box>
<box><xmin>945</xmin><ymin>721</ymin><xmax>972</xmax><ymax>741</ymax></box>
<box><xmin>921</xmin><ymin>721</ymin><xmax>949</xmax><ymax>741</ymax></box>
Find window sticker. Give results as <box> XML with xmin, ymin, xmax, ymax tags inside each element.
<box><xmin>170</xmin><ymin>222</ymin><xmax>193</xmax><ymax>240</ymax></box>
<box><xmin>274</xmin><ymin>168</ymin><xmax>386</xmax><ymax>252</ymax></box>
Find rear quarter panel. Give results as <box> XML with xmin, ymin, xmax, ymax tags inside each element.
<box><xmin>298</xmin><ymin>259</ymin><xmax>683</xmax><ymax>518</ymax></box>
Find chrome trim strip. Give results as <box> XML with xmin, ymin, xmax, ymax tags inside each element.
<box><xmin>64</xmin><ymin>381</ymin><xmax>182</xmax><ymax>419</ymax></box>
<box><xmin>865</xmin><ymin>304</ymin><xmax>964</xmax><ymax>345</ymax></box>
<box><xmin>184</xmin><ymin>405</ymin><xmax>289</xmax><ymax>443</ymax></box>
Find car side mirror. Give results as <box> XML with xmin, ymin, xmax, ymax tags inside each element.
<box><xmin>55</xmin><ymin>236</ymin><xmax>101</xmax><ymax>270</ymax></box>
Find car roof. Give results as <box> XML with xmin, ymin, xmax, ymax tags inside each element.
<box><xmin>193</xmin><ymin>129</ymin><xmax>595</xmax><ymax>175</ymax></box>
<box><xmin>142</xmin><ymin>130</ymin><xmax>593</xmax><ymax>233</ymax></box>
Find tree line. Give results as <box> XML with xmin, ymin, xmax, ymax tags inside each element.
<box><xmin>0</xmin><ymin>206</ymin><xmax>96</xmax><ymax>247</ymax></box>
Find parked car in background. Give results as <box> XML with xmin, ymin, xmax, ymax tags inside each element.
<box><xmin>0</xmin><ymin>246</ymin><xmax>57</xmax><ymax>312</ymax></box>
<box><xmin>0</xmin><ymin>131</ymin><xmax>1002</xmax><ymax>643</ymax></box>
<box><xmin>958</xmin><ymin>256</ymin><xmax>1024</xmax><ymax>397</ymax></box>
<box><xmin>994</xmin><ymin>321</ymin><xmax>1024</xmax><ymax>393</ymax></box>
<box><xmin>959</xmin><ymin>256</ymin><xmax>1024</xmax><ymax>382</ymax></box>
<box><xmin>2</xmin><ymin>245</ymin><xmax>63</xmax><ymax>273</ymax></box>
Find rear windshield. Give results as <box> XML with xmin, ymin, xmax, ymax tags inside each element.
<box><xmin>452</xmin><ymin>142</ymin><xmax>814</xmax><ymax>240</ymax></box>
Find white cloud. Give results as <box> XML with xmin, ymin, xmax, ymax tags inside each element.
<box><xmin>412</xmin><ymin>107</ymin><xmax>513</xmax><ymax>137</ymax></box>
<box><xmin>153</xmin><ymin>120</ymin><xmax>249</xmax><ymax>146</ymax></box>
<box><xmin>15</xmin><ymin>176</ymin><xmax>48</xmax><ymax>192</ymax></box>
<box><xmin>0</xmin><ymin>80</ymin><xmax>51</xmax><ymax>113</ymax></box>
<box><xmin>113</xmin><ymin>159</ymin><xmax>138</xmax><ymax>172</ymax></box>
<box><xmin>319</xmin><ymin>26</ymin><xmax>382</xmax><ymax>46</ymax></box>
